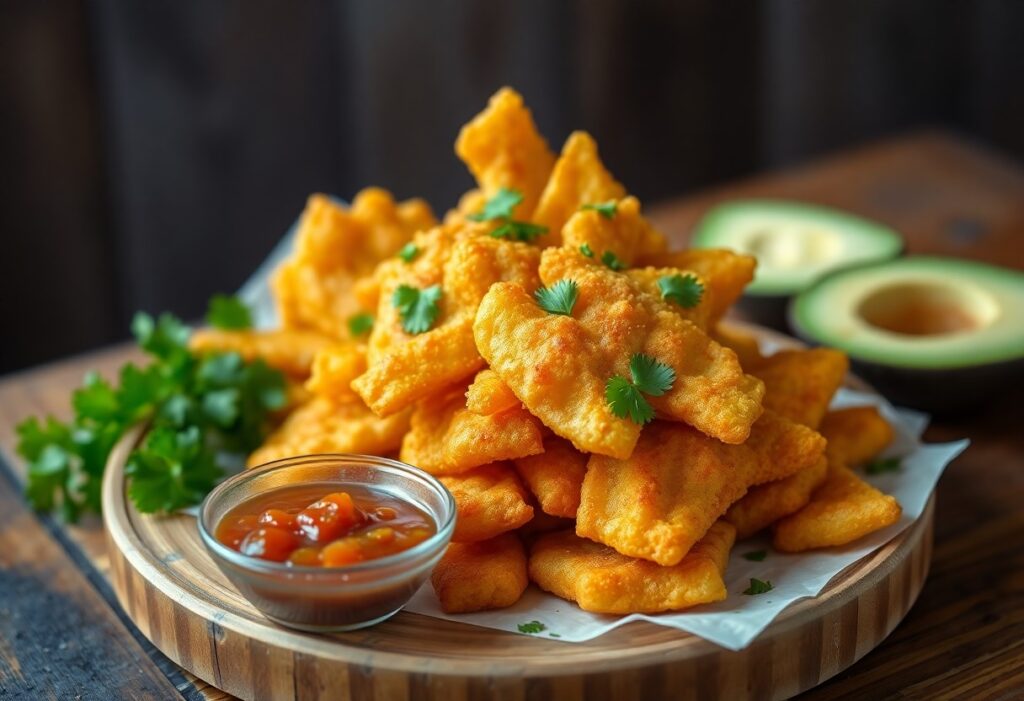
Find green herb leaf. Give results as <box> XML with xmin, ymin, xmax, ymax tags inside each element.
<box><xmin>549</xmin><ymin>632</ymin><xmax>561</xmax><ymax>638</ymax></box>
<box><xmin>743</xmin><ymin>578</ymin><xmax>774</xmax><ymax>595</ymax></box>
<box><xmin>534</xmin><ymin>280</ymin><xmax>578</xmax><ymax>316</ymax></box>
<box><xmin>866</xmin><ymin>456</ymin><xmax>902</xmax><ymax>475</ymax></box>
<box><xmin>489</xmin><ymin>221</ymin><xmax>549</xmax><ymax>243</ymax></box>
<box><xmin>126</xmin><ymin>426</ymin><xmax>222</xmax><ymax>514</ymax></box>
<box><xmin>206</xmin><ymin>294</ymin><xmax>253</xmax><ymax>330</ymax></box>
<box><xmin>398</xmin><ymin>242</ymin><xmax>419</xmax><ymax>263</ymax></box>
<box><xmin>72</xmin><ymin>372</ymin><xmax>119</xmax><ymax>424</ymax></box>
<box><xmin>629</xmin><ymin>353</ymin><xmax>676</xmax><ymax>397</ymax></box>
<box><xmin>347</xmin><ymin>312</ymin><xmax>374</xmax><ymax>336</ymax></box>
<box><xmin>582</xmin><ymin>201</ymin><xmax>618</xmax><ymax>219</ymax></box>
<box><xmin>517</xmin><ymin>620</ymin><xmax>547</xmax><ymax>634</ymax></box>
<box><xmin>601</xmin><ymin>250</ymin><xmax>625</xmax><ymax>271</ymax></box>
<box><xmin>579</xmin><ymin>242</ymin><xmax>594</xmax><ymax>258</ymax></box>
<box><xmin>605</xmin><ymin>376</ymin><xmax>655</xmax><ymax>425</ymax></box>
<box><xmin>393</xmin><ymin>284</ymin><xmax>442</xmax><ymax>334</ymax></box>
<box><xmin>658</xmin><ymin>274</ymin><xmax>704</xmax><ymax>309</ymax></box>
<box><xmin>743</xmin><ymin>550</ymin><xmax>767</xmax><ymax>562</ymax></box>
<box><xmin>469</xmin><ymin>187</ymin><xmax>523</xmax><ymax>222</ymax></box>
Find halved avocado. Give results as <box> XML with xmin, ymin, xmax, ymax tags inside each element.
<box><xmin>692</xmin><ymin>200</ymin><xmax>903</xmax><ymax>329</ymax></box>
<box><xmin>790</xmin><ymin>256</ymin><xmax>1024</xmax><ymax>413</ymax></box>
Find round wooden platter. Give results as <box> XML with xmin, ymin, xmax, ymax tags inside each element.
<box><xmin>101</xmin><ymin>324</ymin><xmax>935</xmax><ymax>701</ymax></box>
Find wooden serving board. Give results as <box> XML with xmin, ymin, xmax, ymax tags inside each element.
<box><xmin>101</xmin><ymin>325</ymin><xmax>934</xmax><ymax>701</ymax></box>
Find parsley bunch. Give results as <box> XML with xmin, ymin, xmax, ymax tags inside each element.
<box><xmin>469</xmin><ymin>187</ymin><xmax>549</xmax><ymax>242</ymax></box>
<box><xmin>16</xmin><ymin>298</ymin><xmax>287</xmax><ymax>521</ymax></box>
<box><xmin>605</xmin><ymin>353</ymin><xmax>676</xmax><ymax>425</ymax></box>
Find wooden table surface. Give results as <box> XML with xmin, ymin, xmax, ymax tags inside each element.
<box><xmin>2</xmin><ymin>130</ymin><xmax>1023</xmax><ymax>700</ymax></box>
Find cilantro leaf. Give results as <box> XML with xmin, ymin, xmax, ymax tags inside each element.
<box><xmin>398</xmin><ymin>242</ymin><xmax>419</xmax><ymax>263</ymax></box>
<box><xmin>582</xmin><ymin>201</ymin><xmax>617</xmax><ymax>219</ymax></box>
<box><xmin>206</xmin><ymin>294</ymin><xmax>253</xmax><ymax>330</ymax></box>
<box><xmin>126</xmin><ymin>426</ymin><xmax>222</xmax><ymax>514</ymax></box>
<box><xmin>132</xmin><ymin>312</ymin><xmax>190</xmax><ymax>363</ymax></box>
<box><xmin>866</xmin><ymin>456</ymin><xmax>902</xmax><ymax>475</ymax></box>
<box><xmin>601</xmin><ymin>250</ymin><xmax>625</xmax><ymax>271</ymax></box>
<box><xmin>534</xmin><ymin>280</ymin><xmax>578</xmax><ymax>316</ymax></box>
<box><xmin>579</xmin><ymin>242</ymin><xmax>594</xmax><ymax>258</ymax></box>
<box><xmin>605</xmin><ymin>376</ymin><xmax>655</xmax><ymax>425</ymax></box>
<box><xmin>743</xmin><ymin>578</ymin><xmax>773</xmax><ymax>595</ymax></box>
<box><xmin>658</xmin><ymin>274</ymin><xmax>704</xmax><ymax>309</ymax></box>
<box><xmin>489</xmin><ymin>221</ymin><xmax>548</xmax><ymax>243</ymax></box>
<box><xmin>72</xmin><ymin>372</ymin><xmax>119</xmax><ymax>425</ymax></box>
<box><xmin>347</xmin><ymin>312</ymin><xmax>374</xmax><ymax>336</ymax></box>
<box><xmin>629</xmin><ymin>353</ymin><xmax>675</xmax><ymax>397</ymax></box>
<box><xmin>469</xmin><ymin>187</ymin><xmax>523</xmax><ymax>221</ymax></box>
<box><xmin>517</xmin><ymin>620</ymin><xmax>547</xmax><ymax>634</ymax></box>
<box><xmin>743</xmin><ymin>550</ymin><xmax>767</xmax><ymax>562</ymax></box>
<box><xmin>393</xmin><ymin>284</ymin><xmax>442</xmax><ymax>334</ymax></box>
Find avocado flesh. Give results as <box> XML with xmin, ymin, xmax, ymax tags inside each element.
<box><xmin>692</xmin><ymin>201</ymin><xmax>902</xmax><ymax>296</ymax></box>
<box><xmin>791</xmin><ymin>257</ymin><xmax>1024</xmax><ymax>370</ymax></box>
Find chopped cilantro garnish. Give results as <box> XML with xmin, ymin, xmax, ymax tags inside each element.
<box><xmin>658</xmin><ymin>274</ymin><xmax>704</xmax><ymax>309</ymax></box>
<box><xmin>550</xmin><ymin>632</ymin><xmax>561</xmax><ymax>638</ymax></box>
<box><xmin>606</xmin><ymin>353</ymin><xmax>675</xmax><ymax>425</ymax></box>
<box><xmin>469</xmin><ymin>187</ymin><xmax>549</xmax><ymax>243</ymax></box>
<box><xmin>393</xmin><ymin>284</ymin><xmax>442</xmax><ymax>334</ymax></box>
<box><xmin>579</xmin><ymin>242</ymin><xmax>594</xmax><ymax>258</ymax></box>
<box><xmin>398</xmin><ymin>242</ymin><xmax>419</xmax><ymax>263</ymax></box>
<box><xmin>601</xmin><ymin>250</ymin><xmax>625</xmax><ymax>271</ymax></box>
<box><xmin>490</xmin><ymin>221</ymin><xmax>549</xmax><ymax>243</ymax></box>
<box><xmin>534</xmin><ymin>280</ymin><xmax>578</xmax><ymax>316</ymax></box>
<box><xmin>347</xmin><ymin>312</ymin><xmax>374</xmax><ymax>336</ymax></box>
<box><xmin>743</xmin><ymin>550</ymin><xmax>767</xmax><ymax>562</ymax></box>
<box><xmin>743</xmin><ymin>578</ymin><xmax>774</xmax><ymax>595</ymax></box>
<box><xmin>582</xmin><ymin>201</ymin><xmax>618</xmax><ymax>219</ymax></box>
<box><xmin>866</xmin><ymin>456</ymin><xmax>902</xmax><ymax>475</ymax></box>
<box><xmin>517</xmin><ymin>620</ymin><xmax>547</xmax><ymax>634</ymax></box>
<box><xmin>206</xmin><ymin>294</ymin><xmax>253</xmax><ymax>330</ymax></box>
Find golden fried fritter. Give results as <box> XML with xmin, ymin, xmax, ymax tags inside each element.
<box><xmin>273</xmin><ymin>190</ymin><xmax>435</xmax><ymax>339</ymax></box>
<box><xmin>819</xmin><ymin>406</ymin><xmax>895</xmax><ymax>467</ymax></box>
<box><xmin>773</xmin><ymin>462</ymin><xmax>902</xmax><ymax>552</ymax></box>
<box><xmin>454</xmin><ymin>87</ymin><xmax>556</xmax><ymax>219</ymax></box>
<box><xmin>711</xmin><ymin>323</ymin><xmax>765</xmax><ymax>370</ymax></box>
<box><xmin>399</xmin><ymin>387</ymin><xmax>544</xmax><ymax>475</ymax></box>
<box><xmin>304</xmin><ymin>344</ymin><xmax>366</xmax><ymax>402</ymax></box>
<box><xmin>755</xmin><ymin>348</ymin><xmax>848</xmax><ymax>430</ymax></box>
<box><xmin>513</xmin><ymin>437</ymin><xmax>588</xmax><ymax>518</ymax></box>
<box><xmin>724</xmin><ymin>456</ymin><xmax>828</xmax><ymax>539</ymax></box>
<box><xmin>189</xmin><ymin>328</ymin><xmax>338</xmax><ymax>379</ymax></box>
<box><xmin>431</xmin><ymin>533</ymin><xmax>529</xmax><ymax>613</ymax></box>
<box><xmin>577</xmin><ymin>414</ymin><xmax>824</xmax><ymax>565</ymax></box>
<box><xmin>532</xmin><ymin>131</ymin><xmax>626</xmax><ymax>245</ymax></box>
<box><xmin>640</xmin><ymin>248</ymin><xmax>756</xmax><ymax>324</ymax></box>
<box><xmin>353</xmin><ymin>230</ymin><xmax>540</xmax><ymax>416</ymax></box>
<box><xmin>560</xmin><ymin>196</ymin><xmax>667</xmax><ymax>268</ymax></box>
<box><xmin>440</xmin><ymin>463</ymin><xmax>534</xmax><ymax>543</ymax></box>
<box><xmin>246</xmin><ymin>397</ymin><xmax>411</xmax><ymax>467</ymax></box>
<box><xmin>464</xmin><ymin>369</ymin><xmax>521</xmax><ymax>415</ymax></box>
<box><xmin>529</xmin><ymin>521</ymin><xmax>735</xmax><ymax>614</ymax></box>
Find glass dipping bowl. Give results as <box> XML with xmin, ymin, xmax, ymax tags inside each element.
<box><xmin>197</xmin><ymin>454</ymin><xmax>456</xmax><ymax>632</ymax></box>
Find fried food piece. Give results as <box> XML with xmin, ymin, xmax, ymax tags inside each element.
<box><xmin>400</xmin><ymin>387</ymin><xmax>544</xmax><ymax>475</ymax></box>
<box><xmin>529</xmin><ymin>521</ymin><xmax>735</xmax><ymax>614</ymax></box>
<box><xmin>724</xmin><ymin>456</ymin><xmax>828</xmax><ymax>539</ymax></box>
<box><xmin>532</xmin><ymin>131</ymin><xmax>626</xmax><ymax>245</ymax></box>
<box><xmin>304</xmin><ymin>344</ymin><xmax>366</xmax><ymax>402</ymax></box>
<box><xmin>640</xmin><ymin>249</ymin><xmax>756</xmax><ymax>324</ymax></box>
<box><xmin>561</xmin><ymin>196</ymin><xmax>667</xmax><ymax>267</ymax></box>
<box><xmin>755</xmin><ymin>348</ymin><xmax>849</xmax><ymax>430</ymax></box>
<box><xmin>819</xmin><ymin>406</ymin><xmax>895</xmax><ymax>467</ymax></box>
<box><xmin>189</xmin><ymin>328</ymin><xmax>338</xmax><ymax>379</ymax></box>
<box><xmin>440</xmin><ymin>463</ymin><xmax>534</xmax><ymax>543</ymax></box>
<box><xmin>513</xmin><ymin>437</ymin><xmax>588</xmax><ymax>518</ymax></box>
<box><xmin>773</xmin><ymin>462</ymin><xmax>902</xmax><ymax>552</ymax></box>
<box><xmin>273</xmin><ymin>190</ymin><xmax>435</xmax><ymax>339</ymax></box>
<box><xmin>577</xmin><ymin>414</ymin><xmax>824</xmax><ymax>565</ymax></box>
<box><xmin>246</xmin><ymin>397</ymin><xmax>411</xmax><ymax>467</ymax></box>
<box><xmin>454</xmin><ymin>87</ymin><xmax>556</xmax><ymax>219</ymax></box>
<box><xmin>465</xmin><ymin>369</ymin><xmax>521</xmax><ymax>415</ymax></box>
<box><xmin>711</xmin><ymin>323</ymin><xmax>765</xmax><ymax>370</ymax></box>
<box><xmin>431</xmin><ymin>533</ymin><xmax>529</xmax><ymax>613</ymax></box>
<box><xmin>474</xmin><ymin>250</ymin><xmax>764</xmax><ymax>455</ymax></box>
<box><xmin>354</xmin><ymin>230</ymin><xmax>540</xmax><ymax>416</ymax></box>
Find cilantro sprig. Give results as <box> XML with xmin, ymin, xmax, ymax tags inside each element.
<box><xmin>347</xmin><ymin>312</ymin><xmax>374</xmax><ymax>336</ymax></box>
<box><xmin>206</xmin><ymin>294</ymin><xmax>253</xmax><ymax>330</ymax></box>
<box><xmin>16</xmin><ymin>305</ymin><xmax>287</xmax><ymax>521</ymax></box>
<box><xmin>601</xmin><ymin>250</ymin><xmax>625</xmax><ymax>271</ymax></box>
<box><xmin>658</xmin><ymin>274</ymin><xmax>704</xmax><ymax>308</ymax></box>
<box><xmin>534</xmin><ymin>280</ymin><xmax>578</xmax><ymax>316</ymax></box>
<box><xmin>581</xmin><ymin>201</ymin><xmax>617</xmax><ymax>219</ymax></box>
<box><xmin>517</xmin><ymin>620</ymin><xmax>547</xmax><ymax>634</ymax></box>
<box><xmin>393</xmin><ymin>284</ymin><xmax>442</xmax><ymax>334</ymax></box>
<box><xmin>743</xmin><ymin>550</ymin><xmax>768</xmax><ymax>562</ymax></box>
<box><xmin>579</xmin><ymin>243</ymin><xmax>594</xmax><ymax>258</ymax></box>
<box><xmin>469</xmin><ymin>187</ymin><xmax>549</xmax><ymax>243</ymax></box>
<box><xmin>866</xmin><ymin>456</ymin><xmax>902</xmax><ymax>475</ymax></box>
<box><xmin>398</xmin><ymin>242</ymin><xmax>419</xmax><ymax>263</ymax></box>
<box><xmin>605</xmin><ymin>353</ymin><xmax>676</xmax><ymax>425</ymax></box>
<box><xmin>743</xmin><ymin>578</ymin><xmax>774</xmax><ymax>595</ymax></box>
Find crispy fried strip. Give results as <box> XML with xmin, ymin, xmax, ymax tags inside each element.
<box><xmin>440</xmin><ymin>463</ymin><xmax>534</xmax><ymax>543</ymax></box>
<box><xmin>755</xmin><ymin>348</ymin><xmax>849</xmax><ymax>430</ymax></box>
<box><xmin>820</xmin><ymin>406</ymin><xmax>895</xmax><ymax>467</ymax></box>
<box><xmin>513</xmin><ymin>437</ymin><xmax>588</xmax><ymax>518</ymax></box>
<box><xmin>724</xmin><ymin>456</ymin><xmax>828</xmax><ymax>539</ymax></box>
<box><xmin>189</xmin><ymin>328</ymin><xmax>338</xmax><ymax>379</ymax></box>
<box><xmin>431</xmin><ymin>533</ymin><xmax>528</xmax><ymax>613</ymax></box>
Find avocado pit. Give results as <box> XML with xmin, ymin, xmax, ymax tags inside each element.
<box><xmin>856</xmin><ymin>281</ymin><xmax>997</xmax><ymax>337</ymax></box>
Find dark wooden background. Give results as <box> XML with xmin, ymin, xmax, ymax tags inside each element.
<box><xmin>2</xmin><ymin>0</ymin><xmax>1023</xmax><ymax>373</ymax></box>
